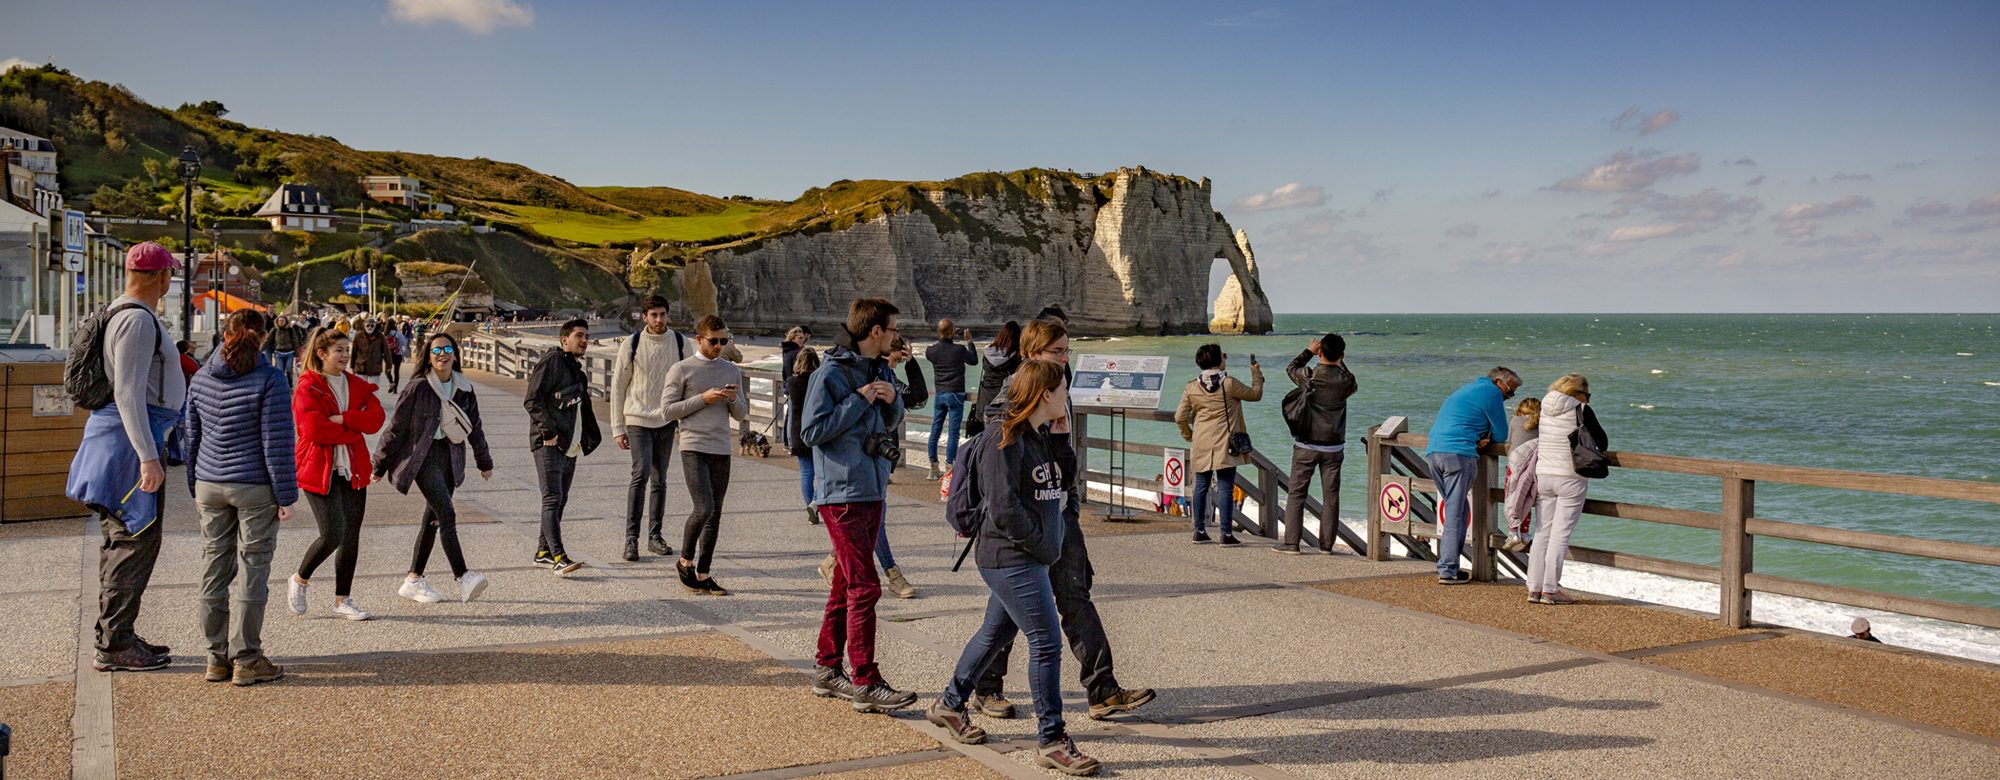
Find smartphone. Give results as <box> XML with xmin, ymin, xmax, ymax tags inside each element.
<box><xmin>1250</xmin><ymin>353</ymin><xmax>1258</xmax><ymax>365</ymax></box>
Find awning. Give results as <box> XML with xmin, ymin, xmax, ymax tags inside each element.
<box><xmin>193</xmin><ymin>289</ymin><xmax>270</xmax><ymax>314</ymax></box>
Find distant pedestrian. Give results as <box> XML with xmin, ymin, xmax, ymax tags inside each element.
<box><xmin>351</xmin><ymin>319</ymin><xmax>387</xmax><ymax>386</ymax></box>
<box><xmin>1176</xmin><ymin>344</ymin><xmax>1264</xmax><ymax>545</ymax></box>
<box><xmin>175</xmin><ymin>340</ymin><xmax>200</xmax><ymax>380</ymax></box>
<box><xmin>925</xmin><ymin>319</ymin><xmax>979</xmax><ymax>480</ymax></box>
<box><xmin>1531</xmin><ymin>373</ymin><xmax>1603</xmax><ymax>604</ymax></box>
<box><xmin>1424</xmin><ymin>367</ymin><xmax>1520</xmax><ymax>584</ymax></box>
<box><xmin>184</xmin><ymin>309</ymin><xmax>295</xmax><ymax>685</ymax></box>
<box><xmin>1276</xmin><ymin>334</ymin><xmax>1356</xmax><ymax>554</ymax></box>
<box><xmin>289</xmin><ymin>327</ymin><xmax>386</xmax><ymax>621</ymax></box>
<box><xmin>788</xmin><ymin>347</ymin><xmax>823</xmax><ymax>525</ymax></box>
<box><xmin>375</xmin><ymin>332</ymin><xmax>496</xmax><ymax>605</ymax></box>
<box><xmin>525</xmin><ymin>318</ymin><xmax>600</xmax><ymax>575</ymax></box>
<box><xmin>383</xmin><ymin>323</ymin><xmax>406</xmax><ymax>394</ymax></box>
<box><xmin>778</xmin><ymin>325</ymin><xmax>813</xmax><ymax>446</ymax></box>
<box><xmin>1850</xmin><ymin>618</ymin><xmax>1882</xmax><ymax>643</ymax></box>
<box><xmin>1501</xmin><ymin>397</ymin><xmax>1542</xmax><ymax>552</ymax></box>
<box><xmin>269</xmin><ymin>315</ymin><xmax>303</xmax><ymax>382</ymax></box>
<box><xmin>661</xmin><ymin>315</ymin><xmax>749</xmax><ymax>595</ymax></box>
<box><xmin>966</xmin><ymin>321</ymin><xmax>1021</xmax><ymax>436</ymax></box>
<box><xmin>610</xmin><ymin>295</ymin><xmax>691</xmax><ymax>561</ymax></box>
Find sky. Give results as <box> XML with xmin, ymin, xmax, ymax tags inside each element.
<box><xmin>4</xmin><ymin>0</ymin><xmax>1998</xmax><ymax>313</ymax></box>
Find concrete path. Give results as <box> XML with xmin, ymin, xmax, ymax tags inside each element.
<box><xmin>3</xmin><ymin>373</ymin><xmax>1998</xmax><ymax>779</ymax></box>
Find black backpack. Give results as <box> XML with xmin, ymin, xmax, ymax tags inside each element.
<box><xmin>1281</xmin><ymin>385</ymin><xmax>1313</xmax><ymax>441</ymax></box>
<box><xmin>945</xmin><ymin>429</ymin><xmax>994</xmax><ymax>571</ymax></box>
<box><xmin>66</xmin><ymin>302</ymin><xmax>160</xmax><ymax>410</ymax></box>
<box><xmin>1568</xmin><ymin>404</ymin><xmax>1611</xmax><ymax>479</ymax></box>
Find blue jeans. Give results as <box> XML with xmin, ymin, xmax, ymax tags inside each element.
<box><xmin>271</xmin><ymin>351</ymin><xmax>295</xmax><ymax>381</ymax></box>
<box><xmin>928</xmin><ymin>392</ymin><xmax>966</xmax><ymax>467</ymax></box>
<box><xmin>1427</xmin><ymin>452</ymin><xmax>1477</xmax><ymax>578</ymax></box>
<box><xmin>943</xmin><ymin>563</ymin><xmax>1067</xmax><ymax>744</ymax></box>
<box><xmin>1191</xmin><ymin>467</ymin><xmax>1238</xmax><ymax>536</ymax></box>
<box><xmin>797</xmin><ymin>455</ymin><xmax>816</xmax><ymax>504</ymax></box>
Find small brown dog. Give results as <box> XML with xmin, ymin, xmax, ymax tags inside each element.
<box><xmin>738</xmin><ymin>430</ymin><xmax>772</xmax><ymax>458</ymax></box>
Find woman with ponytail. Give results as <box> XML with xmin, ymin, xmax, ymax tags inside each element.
<box><xmin>289</xmin><ymin>327</ymin><xmax>385</xmax><ymax>622</ymax></box>
<box><xmin>925</xmin><ymin>360</ymin><xmax>1103</xmax><ymax>776</ymax></box>
<box><xmin>183</xmin><ymin>309</ymin><xmax>295</xmax><ymax>686</ymax></box>
<box><xmin>374</xmin><ymin>332</ymin><xmax>495</xmax><ymax>604</ymax></box>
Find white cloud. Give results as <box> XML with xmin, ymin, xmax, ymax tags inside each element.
<box><xmin>388</xmin><ymin>0</ymin><xmax>534</xmax><ymax>34</ymax></box>
<box><xmin>1608</xmin><ymin>224</ymin><xmax>1699</xmax><ymax>242</ymax></box>
<box><xmin>1773</xmin><ymin>195</ymin><xmax>1874</xmax><ymax>221</ymax></box>
<box><xmin>1612</xmin><ymin>107</ymin><xmax>1682</xmax><ymax>135</ymax></box>
<box><xmin>1260</xmin><ymin>210</ymin><xmax>1401</xmax><ymax>268</ymax></box>
<box><xmin>1962</xmin><ymin>193</ymin><xmax>2000</xmax><ymax>217</ymax></box>
<box><xmin>0</xmin><ymin>57</ymin><xmax>34</xmax><ymax>72</ymax></box>
<box><xmin>1443</xmin><ymin>223</ymin><xmax>1479</xmax><ymax>238</ymax></box>
<box><xmin>1229</xmin><ymin>182</ymin><xmax>1325</xmax><ymax>212</ymax></box>
<box><xmin>1549</xmin><ymin>149</ymin><xmax>1702</xmax><ymax>193</ymax></box>
<box><xmin>1897</xmin><ymin>199</ymin><xmax>1952</xmax><ymax>225</ymax></box>
<box><xmin>1617</xmin><ymin>188</ymin><xmax>1763</xmax><ymax>224</ymax></box>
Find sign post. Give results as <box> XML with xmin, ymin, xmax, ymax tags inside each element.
<box><xmin>61</xmin><ymin>210</ymin><xmax>87</xmax><ymax>272</ymax></box>
<box><xmin>1073</xmin><ymin>355</ymin><xmax>1168</xmax><ymax>520</ymax></box>
<box><xmin>1378</xmin><ymin>475</ymin><xmax>1412</xmax><ymax>535</ymax></box>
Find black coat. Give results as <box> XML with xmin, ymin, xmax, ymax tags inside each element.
<box><xmin>524</xmin><ymin>347</ymin><xmax>601</xmax><ymax>454</ymax></box>
<box><xmin>787</xmin><ymin>372</ymin><xmax>812</xmax><ymax>458</ymax></box>
<box><xmin>374</xmin><ymin>373</ymin><xmax>494</xmax><ymax>493</ymax></box>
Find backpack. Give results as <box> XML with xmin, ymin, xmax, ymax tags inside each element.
<box><xmin>66</xmin><ymin>302</ymin><xmax>160</xmax><ymax>410</ymax></box>
<box><xmin>627</xmin><ymin>329</ymin><xmax>688</xmax><ymax>365</ymax></box>
<box><xmin>945</xmin><ymin>429</ymin><xmax>994</xmax><ymax>571</ymax></box>
<box><xmin>1281</xmin><ymin>385</ymin><xmax>1312</xmax><ymax>441</ymax></box>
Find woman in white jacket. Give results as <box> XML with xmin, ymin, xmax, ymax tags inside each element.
<box><xmin>1530</xmin><ymin>374</ymin><xmax>1594</xmax><ymax>604</ymax></box>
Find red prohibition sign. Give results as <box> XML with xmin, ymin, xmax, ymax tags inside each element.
<box><xmin>1165</xmin><ymin>459</ymin><xmax>1185</xmax><ymax>486</ymax></box>
<box><xmin>1381</xmin><ymin>482</ymin><xmax>1410</xmax><ymax>522</ymax></box>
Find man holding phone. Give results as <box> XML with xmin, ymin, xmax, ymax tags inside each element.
<box><xmin>660</xmin><ymin>315</ymin><xmax>749</xmax><ymax>595</ymax></box>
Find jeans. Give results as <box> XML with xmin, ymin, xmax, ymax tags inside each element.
<box><xmin>944</xmin><ymin>563</ymin><xmax>1068</xmax><ymax>744</ymax></box>
<box><xmin>195</xmin><ymin>481</ymin><xmax>279</xmax><ymax>663</ymax></box>
<box><xmin>1427</xmin><ymin>452</ymin><xmax>1478</xmax><ymax>578</ymax></box>
<box><xmin>681</xmin><ymin>451</ymin><xmax>731</xmax><ymax>574</ymax></box>
<box><xmin>817</xmin><ymin>501</ymin><xmax>886</xmax><ymax>686</ymax></box>
<box><xmin>410</xmin><ymin>446</ymin><xmax>468</xmax><ymax>578</ymax></box>
<box><xmin>1191</xmin><ymin>467</ymin><xmax>1239</xmax><ymax>536</ymax></box>
<box><xmin>299</xmin><ymin>479</ymin><xmax>367</xmax><ymax>596</ymax></box>
<box><xmin>271</xmin><ymin>351</ymin><xmax>295</xmax><ymax>381</ymax></box>
<box><xmin>797</xmin><ymin>455</ymin><xmax>815</xmax><ymax>503</ymax></box>
<box><xmin>627</xmin><ymin>423</ymin><xmax>676</xmax><ymax>541</ymax></box>
<box><xmin>976</xmin><ymin>507</ymin><xmax>1122</xmax><ymax>704</ymax></box>
<box><xmin>1529</xmin><ymin>475</ymin><xmax>1588</xmax><ymax>593</ymax></box>
<box><xmin>1282</xmin><ymin>447</ymin><xmax>1344</xmax><ymax>551</ymax></box>
<box><xmin>95</xmin><ymin>509</ymin><xmax>163</xmax><ymax>653</ymax></box>
<box><xmin>386</xmin><ymin>354</ymin><xmax>402</xmax><ymax>391</ymax></box>
<box><xmin>534</xmin><ymin>446</ymin><xmax>577</xmax><ymax>558</ymax></box>
<box><xmin>928</xmin><ymin>392</ymin><xmax>966</xmax><ymax>467</ymax></box>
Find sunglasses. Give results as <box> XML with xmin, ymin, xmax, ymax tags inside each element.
<box><xmin>430</xmin><ymin>346</ymin><xmax>456</xmax><ymax>356</ymax></box>
<box><xmin>705</xmin><ymin>337</ymin><xmax>732</xmax><ymax>347</ymax></box>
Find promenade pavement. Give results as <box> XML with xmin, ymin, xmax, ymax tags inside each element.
<box><xmin>3</xmin><ymin>372</ymin><xmax>1998</xmax><ymax>779</ymax></box>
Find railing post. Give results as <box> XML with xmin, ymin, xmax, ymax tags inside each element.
<box><xmin>1469</xmin><ymin>449</ymin><xmax>1498</xmax><ymax>581</ymax></box>
<box><xmin>1721</xmin><ymin>477</ymin><xmax>1755</xmax><ymax>628</ymax></box>
<box><xmin>1365</xmin><ymin>426</ymin><xmax>1387</xmax><ymax>561</ymax></box>
<box><xmin>1259</xmin><ymin>462</ymin><xmax>1278</xmax><ymax>539</ymax></box>
<box><xmin>1073</xmin><ymin>409</ymin><xmax>1090</xmax><ymax>496</ymax></box>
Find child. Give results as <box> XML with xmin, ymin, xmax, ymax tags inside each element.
<box><xmin>1502</xmin><ymin>397</ymin><xmax>1542</xmax><ymax>551</ymax></box>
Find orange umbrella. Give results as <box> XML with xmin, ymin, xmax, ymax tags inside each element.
<box><xmin>194</xmin><ymin>289</ymin><xmax>270</xmax><ymax>314</ymax></box>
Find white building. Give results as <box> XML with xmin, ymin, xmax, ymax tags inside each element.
<box><xmin>254</xmin><ymin>183</ymin><xmax>335</xmax><ymax>232</ymax></box>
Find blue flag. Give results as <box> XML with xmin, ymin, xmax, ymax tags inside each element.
<box><xmin>342</xmin><ymin>272</ymin><xmax>370</xmax><ymax>295</ymax></box>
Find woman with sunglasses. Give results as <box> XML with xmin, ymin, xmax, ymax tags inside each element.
<box><xmin>373</xmin><ymin>333</ymin><xmax>496</xmax><ymax>604</ymax></box>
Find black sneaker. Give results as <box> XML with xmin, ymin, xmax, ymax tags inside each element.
<box><xmin>648</xmin><ymin>536</ymin><xmax>672</xmax><ymax>557</ymax></box>
<box><xmin>698</xmin><ymin>576</ymin><xmax>731</xmax><ymax>596</ymax></box>
<box><xmin>550</xmin><ymin>554</ymin><xmax>583</xmax><ymax>575</ymax></box>
<box><xmin>677</xmin><ymin>561</ymin><xmax>701</xmax><ymax>593</ymax></box>
<box><xmin>927</xmin><ymin>699</ymin><xmax>988</xmax><ymax>744</ymax></box>
<box><xmin>622</xmin><ymin>539</ymin><xmax>639</xmax><ymax>562</ymax></box>
<box><xmin>851</xmin><ymin>681</ymin><xmax>918</xmax><ymax>713</ymax></box>
<box><xmin>1219</xmin><ymin>535</ymin><xmax>1243</xmax><ymax>547</ymax></box>
<box><xmin>1191</xmin><ymin>532</ymin><xmax>1213</xmax><ymax>544</ymax></box>
<box><xmin>93</xmin><ymin>646</ymin><xmax>169</xmax><ymax>672</ymax></box>
<box><xmin>1088</xmin><ymin>687</ymin><xmax>1157</xmax><ymax>719</ymax></box>
<box><xmin>534</xmin><ymin>549</ymin><xmax>555</xmax><ymax>568</ymax></box>
<box><xmin>1272</xmin><ymin>545</ymin><xmax>1303</xmax><ymax>555</ymax></box>
<box><xmin>812</xmin><ymin>664</ymin><xmax>856</xmax><ymax>699</ymax></box>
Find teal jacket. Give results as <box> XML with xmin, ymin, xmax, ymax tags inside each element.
<box><xmin>1425</xmin><ymin>377</ymin><xmax>1508</xmax><ymax>458</ymax></box>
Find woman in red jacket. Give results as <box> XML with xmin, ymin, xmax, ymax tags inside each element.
<box><xmin>287</xmin><ymin>328</ymin><xmax>385</xmax><ymax>621</ymax></box>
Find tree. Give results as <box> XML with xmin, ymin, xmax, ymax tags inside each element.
<box><xmin>86</xmin><ymin>179</ymin><xmax>159</xmax><ymax>217</ymax></box>
<box><xmin>178</xmin><ymin>100</ymin><xmax>228</xmax><ymax>118</ymax></box>
<box><xmin>141</xmin><ymin>158</ymin><xmax>165</xmax><ymax>187</ymax></box>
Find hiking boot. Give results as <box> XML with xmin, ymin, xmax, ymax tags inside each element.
<box><xmin>926</xmin><ymin>699</ymin><xmax>987</xmax><ymax>744</ymax></box>
<box><xmin>812</xmin><ymin>664</ymin><xmax>856</xmax><ymax>700</ymax></box>
<box><xmin>1088</xmin><ymin>688</ymin><xmax>1156</xmax><ymax>720</ymax></box>
<box><xmin>534</xmin><ymin>549</ymin><xmax>555</xmax><ymax>568</ymax></box>
<box><xmin>850</xmin><ymin>681</ymin><xmax>918</xmax><ymax>713</ymax></box>
<box><xmin>93</xmin><ymin>646</ymin><xmax>169</xmax><ymax>672</ymax></box>
<box><xmin>884</xmin><ymin>566</ymin><xmax>918</xmax><ymax>599</ymax></box>
<box><xmin>1191</xmin><ymin>532</ymin><xmax>1212</xmax><ymax>544</ymax></box>
<box><xmin>232</xmin><ymin>656</ymin><xmax>284</xmax><ymax>687</ymax></box>
<box><xmin>697</xmin><ymin>576</ymin><xmax>731</xmax><ymax>596</ymax></box>
<box><xmin>1035</xmin><ymin>736</ymin><xmax>1102</xmax><ymax>776</ymax></box>
<box><xmin>970</xmin><ymin>692</ymin><xmax>1016</xmax><ymax>719</ymax></box>
<box><xmin>135</xmin><ymin>637</ymin><xmax>170</xmax><ymax>657</ymax></box>
<box><xmin>550</xmin><ymin>554</ymin><xmax>583</xmax><ymax>576</ymax></box>
<box><xmin>648</xmin><ymin>536</ymin><xmax>673</xmax><ymax>557</ymax></box>
<box><xmin>1438</xmin><ymin>572</ymin><xmax>1471</xmax><ymax>585</ymax></box>
<box><xmin>622</xmin><ymin>538</ymin><xmax>639</xmax><ymax>562</ymax></box>
<box><xmin>817</xmin><ymin>554</ymin><xmax>836</xmax><ymax>586</ymax></box>
<box><xmin>204</xmin><ymin>657</ymin><xmax>232</xmax><ymax>682</ymax></box>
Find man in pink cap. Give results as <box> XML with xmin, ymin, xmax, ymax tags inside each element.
<box><xmin>66</xmin><ymin>241</ymin><xmax>187</xmax><ymax>672</ymax></box>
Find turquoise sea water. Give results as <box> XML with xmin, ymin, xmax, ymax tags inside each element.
<box><xmin>932</xmin><ymin>314</ymin><xmax>2000</xmax><ymax>611</ymax></box>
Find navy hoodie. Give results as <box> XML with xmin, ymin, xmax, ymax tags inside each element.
<box><xmin>974</xmin><ymin>424</ymin><xmax>1066</xmax><ymax>568</ymax></box>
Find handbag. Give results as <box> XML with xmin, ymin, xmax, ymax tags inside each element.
<box><xmin>1568</xmin><ymin>403</ymin><xmax>1609</xmax><ymax>479</ymax></box>
<box><xmin>1221</xmin><ymin>381</ymin><xmax>1254</xmax><ymax>456</ymax></box>
<box><xmin>429</xmin><ymin>373</ymin><xmax>474</xmax><ymax>445</ymax></box>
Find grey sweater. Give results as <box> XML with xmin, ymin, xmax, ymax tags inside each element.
<box><xmin>105</xmin><ymin>295</ymin><xmax>187</xmax><ymax>461</ymax></box>
<box><xmin>660</xmin><ymin>354</ymin><xmax>749</xmax><ymax>455</ymax></box>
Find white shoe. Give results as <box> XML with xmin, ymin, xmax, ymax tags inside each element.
<box><xmin>458</xmin><ymin>571</ymin><xmax>489</xmax><ymax>603</ymax></box>
<box><xmin>399</xmin><ymin>577</ymin><xmax>445</xmax><ymax>603</ymax></box>
<box><xmin>334</xmin><ymin>599</ymin><xmax>372</xmax><ymax>621</ymax></box>
<box><xmin>287</xmin><ymin>575</ymin><xmax>309</xmax><ymax>615</ymax></box>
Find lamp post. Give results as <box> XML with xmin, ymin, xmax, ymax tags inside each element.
<box><xmin>176</xmin><ymin>146</ymin><xmax>202</xmax><ymax>341</ymax></box>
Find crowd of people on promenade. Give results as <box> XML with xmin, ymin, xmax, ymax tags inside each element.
<box><xmin>64</xmin><ymin>240</ymin><xmax>1647</xmax><ymax>776</ymax></box>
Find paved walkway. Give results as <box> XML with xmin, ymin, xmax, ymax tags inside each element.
<box><xmin>4</xmin><ymin>373</ymin><xmax>1998</xmax><ymax>779</ymax></box>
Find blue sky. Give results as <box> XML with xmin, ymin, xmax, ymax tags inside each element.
<box><xmin>5</xmin><ymin>0</ymin><xmax>1997</xmax><ymax>312</ymax></box>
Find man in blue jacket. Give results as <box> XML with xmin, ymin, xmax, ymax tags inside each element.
<box><xmin>801</xmin><ymin>297</ymin><xmax>918</xmax><ymax>714</ymax></box>
<box><xmin>1424</xmin><ymin>367</ymin><xmax>1520</xmax><ymax>584</ymax></box>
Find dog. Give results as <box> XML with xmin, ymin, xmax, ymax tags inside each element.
<box><xmin>738</xmin><ymin>430</ymin><xmax>772</xmax><ymax>458</ymax></box>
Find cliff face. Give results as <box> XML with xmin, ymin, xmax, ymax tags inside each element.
<box><xmin>673</xmin><ymin>168</ymin><xmax>1273</xmax><ymax>336</ymax></box>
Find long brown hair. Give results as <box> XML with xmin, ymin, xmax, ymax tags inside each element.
<box><xmin>220</xmin><ymin>310</ymin><xmax>268</xmax><ymax>375</ymax></box>
<box><xmin>416</xmin><ymin>332</ymin><xmax>462</xmax><ymax>382</ymax></box>
<box><xmin>998</xmin><ymin>360</ymin><xmax>1067</xmax><ymax>448</ymax></box>
<box><xmin>301</xmin><ymin>327</ymin><xmax>350</xmax><ymax>375</ymax></box>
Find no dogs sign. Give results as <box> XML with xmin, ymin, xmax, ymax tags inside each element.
<box><xmin>1379</xmin><ymin>476</ymin><xmax>1412</xmax><ymax>531</ymax></box>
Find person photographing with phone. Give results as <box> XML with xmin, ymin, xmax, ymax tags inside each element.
<box><xmin>659</xmin><ymin>315</ymin><xmax>749</xmax><ymax>595</ymax></box>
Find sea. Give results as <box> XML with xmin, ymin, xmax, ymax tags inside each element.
<box><xmin>924</xmin><ymin>313</ymin><xmax>2000</xmax><ymax>662</ymax></box>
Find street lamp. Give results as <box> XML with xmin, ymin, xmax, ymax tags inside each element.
<box><xmin>176</xmin><ymin>146</ymin><xmax>201</xmax><ymax>340</ymax></box>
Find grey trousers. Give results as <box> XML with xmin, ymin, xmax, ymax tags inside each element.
<box><xmin>195</xmin><ymin>481</ymin><xmax>280</xmax><ymax>664</ymax></box>
<box><xmin>1282</xmin><ymin>447</ymin><xmax>1344</xmax><ymax>551</ymax></box>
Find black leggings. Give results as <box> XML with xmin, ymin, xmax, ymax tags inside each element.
<box><xmin>410</xmin><ymin>446</ymin><xmax>467</xmax><ymax>578</ymax></box>
<box><xmin>681</xmin><ymin>452</ymin><xmax>731</xmax><ymax>574</ymax></box>
<box><xmin>299</xmin><ymin>479</ymin><xmax>368</xmax><ymax>596</ymax></box>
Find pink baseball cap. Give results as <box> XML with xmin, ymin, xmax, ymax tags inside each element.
<box><xmin>125</xmin><ymin>242</ymin><xmax>183</xmax><ymax>271</ymax></box>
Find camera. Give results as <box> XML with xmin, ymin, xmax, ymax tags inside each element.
<box><xmin>864</xmin><ymin>432</ymin><xmax>904</xmax><ymax>466</ymax></box>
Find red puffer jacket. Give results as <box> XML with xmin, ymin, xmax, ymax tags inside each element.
<box><xmin>294</xmin><ymin>370</ymin><xmax>385</xmax><ymax>494</ymax></box>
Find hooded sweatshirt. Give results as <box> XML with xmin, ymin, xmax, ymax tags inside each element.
<box><xmin>799</xmin><ymin>329</ymin><xmax>903</xmax><ymax>505</ymax></box>
<box><xmin>185</xmin><ymin>351</ymin><xmax>297</xmax><ymax>505</ymax></box>
<box><xmin>1536</xmin><ymin>391</ymin><xmax>1592</xmax><ymax>480</ymax></box>
<box><xmin>973</xmin><ymin>425</ymin><xmax>1066</xmax><ymax>568</ymax></box>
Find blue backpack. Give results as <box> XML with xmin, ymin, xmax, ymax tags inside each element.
<box><xmin>945</xmin><ymin>429</ymin><xmax>996</xmax><ymax>570</ymax></box>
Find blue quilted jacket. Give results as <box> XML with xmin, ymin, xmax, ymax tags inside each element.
<box><xmin>185</xmin><ymin>351</ymin><xmax>299</xmax><ymax>505</ymax></box>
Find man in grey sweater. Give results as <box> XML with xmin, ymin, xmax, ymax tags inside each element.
<box><xmin>661</xmin><ymin>314</ymin><xmax>749</xmax><ymax>595</ymax></box>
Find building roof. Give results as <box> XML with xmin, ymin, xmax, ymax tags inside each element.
<box><xmin>0</xmin><ymin>127</ymin><xmax>56</xmax><ymax>153</ymax></box>
<box><xmin>254</xmin><ymin>183</ymin><xmax>332</xmax><ymax>217</ymax></box>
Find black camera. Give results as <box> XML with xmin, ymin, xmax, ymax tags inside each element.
<box><xmin>864</xmin><ymin>432</ymin><xmax>904</xmax><ymax>466</ymax></box>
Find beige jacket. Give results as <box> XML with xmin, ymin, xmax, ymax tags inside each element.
<box><xmin>1175</xmin><ymin>366</ymin><xmax>1264</xmax><ymax>473</ymax></box>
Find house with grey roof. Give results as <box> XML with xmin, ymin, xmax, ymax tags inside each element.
<box><xmin>254</xmin><ymin>183</ymin><xmax>334</xmax><ymax>232</ymax></box>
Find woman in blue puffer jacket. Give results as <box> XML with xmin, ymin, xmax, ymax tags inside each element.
<box><xmin>184</xmin><ymin>309</ymin><xmax>296</xmax><ymax>687</ymax></box>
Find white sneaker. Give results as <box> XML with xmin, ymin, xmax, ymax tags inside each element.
<box><xmin>287</xmin><ymin>575</ymin><xmax>309</xmax><ymax>615</ymax></box>
<box><xmin>399</xmin><ymin>577</ymin><xmax>445</xmax><ymax>603</ymax></box>
<box><xmin>333</xmin><ymin>599</ymin><xmax>372</xmax><ymax>621</ymax></box>
<box><xmin>457</xmin><ymin>571</ymin><xmax>489</xmax><ymax>603</ymax></box>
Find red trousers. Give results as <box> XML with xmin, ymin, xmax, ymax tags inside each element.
<box><xmin>816</xmin><ymin>501</ymin><xmax>885</xmax><ymax>685</ymax></box>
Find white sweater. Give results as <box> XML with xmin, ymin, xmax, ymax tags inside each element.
<box><xmin>609</xmin><ymin>329</ymin><xmax>689</xmax><ymax>436</ymax></box>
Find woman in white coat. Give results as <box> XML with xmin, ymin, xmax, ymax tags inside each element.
<box><xmin>1529</xmin><ymin>373</ymin><xmax>1598</xmax><ymax>604</ymax></box>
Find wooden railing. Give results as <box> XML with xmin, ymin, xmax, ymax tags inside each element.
<box><xmin>1363</xmin><ymin>418</ymin><xmax>2000</xmax><ymax>630</ymax></box>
